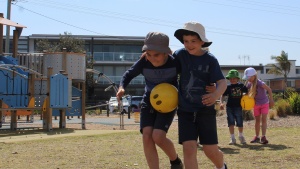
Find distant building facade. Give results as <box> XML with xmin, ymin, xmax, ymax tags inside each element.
<box><xmin>2</xmin><ymin>34</ymin><xmax>300</xmax><ymax>103</ymax></box>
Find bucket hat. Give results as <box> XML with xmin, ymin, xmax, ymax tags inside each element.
<box><xmin>174</xmin><ymin>21</ymin><xmax>212</xmax><ymax>47</ymax></box>
<box><xmin>243</xmin><ymin>67</ymin><xmax>257</xmax><ymax>80</ymax></box>
<box><xmin>142</xmin><ymin>32</ymin><xmax>171</xmax><ymax>54</ymax></box>
<box><xmin>226</xmin><ymin>69</ymin><xmax>240</xmax><ymax>79</ymax></box>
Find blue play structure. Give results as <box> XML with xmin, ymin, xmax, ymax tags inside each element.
<box><xmin>0</xmin><ymin>54</ymin><xmax>85</xmax><ymax>131</ymax></box>
<box><xmin>0</xmin><ymin>15</ymin><xmax>88</xmax><ymax>131</ymax></box>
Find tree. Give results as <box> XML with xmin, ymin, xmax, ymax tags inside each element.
<box><xmin>267</xmin><ymin>50</ymin><xmax>291</xmax><ymax>91</ymax></box>
<box><xmin>36</xmin><ymin>32</ymin><xmax>85</xmax><ymax>53</ymax></box>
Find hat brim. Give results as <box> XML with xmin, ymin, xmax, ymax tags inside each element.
<box><xmin>174</xmin><ymin>29</ymin><xmax>212</xmax><ymax>47</ymax></box>
<box><xmin>226</xmin><ymin>75</ymin><xmax>240</xmax><ymax>79</ymax></box>
<box><xmin>142</xmin><ymin>44</ymin><xmax>171</xmax><ymax>54</ymax></box>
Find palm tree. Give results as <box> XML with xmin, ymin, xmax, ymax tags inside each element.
<box><xmin>267</xmin><ymin>50</ymin><xmax>291</xmax><ymax>92</ymax></box>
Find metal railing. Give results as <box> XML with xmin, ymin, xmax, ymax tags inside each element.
<box><xmin>94</xmin><ymin>75</ymin><xmax>145</xmax><ymax>85</ymax></box>
<box><xmin>92</xmin><ymin>52</ymin><xmax>142</xmax><ymax>62</ymax></box>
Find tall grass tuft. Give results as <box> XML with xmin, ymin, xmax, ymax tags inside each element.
<box><xmin>269</xmin><ymin>109</ymin><xmax>277</xmax><ymax>120</ymax></box>
<box><xmin>275</xmin><ymin>99</ymin><xmax>292</xmax><ymax>117</ymax></box>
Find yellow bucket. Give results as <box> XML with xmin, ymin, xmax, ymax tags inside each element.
<box><xmin>133</xmin><ymin>111</ymin><xmax>140</xmax><ymax>123</ymax></box>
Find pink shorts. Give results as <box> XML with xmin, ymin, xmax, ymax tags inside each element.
<box><xmin>253</xmin><ymin>103</ymin><xmax>269</xmax><ymax>116</ymax></box>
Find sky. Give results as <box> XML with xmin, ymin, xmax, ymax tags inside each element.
<box><xmin>1</xmin><ymin>0</ymin><xmax>300</xmax><ymax>66</ymax></box>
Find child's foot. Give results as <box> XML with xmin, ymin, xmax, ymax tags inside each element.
<box><xmin>239</xmin><ymin>136</ymin><xmax>246</xmax><ymax>144</ymax></box>
<box><xmin>229</xmin><ymin>138</ymin><xmax>236</xmax><ymax>145</ymax></box>
<box><xmin>170</xmin><ymin>157</ymin><xmax>183</xmax><ymax>169</ymax></box>
<box><xmin>261</xmin><ymin>136</ymin><xmax>269</xmax><ymax>144</ymax></box>
<box><xmin>250</xmin><ymin>136</ymin><xmax>260</xmax><ymax>143</ymax></box>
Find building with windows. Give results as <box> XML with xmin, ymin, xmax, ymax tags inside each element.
<box><xmin>2</xmin><ymin>34</ymin><xmax>300</xmax><ymax>104</ymax></box>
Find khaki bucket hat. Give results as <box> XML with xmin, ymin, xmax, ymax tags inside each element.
<box><xmin>174</xmin><ymin>21</ymin><xmax>212</xmax><ymax>47</ymax></box>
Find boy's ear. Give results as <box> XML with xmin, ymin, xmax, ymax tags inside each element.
<box><xmin>200</xmin><ymin>41</ymin><xmax>205</xmax><ymax>46</ymax></box>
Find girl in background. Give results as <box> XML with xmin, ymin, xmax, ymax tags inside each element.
<box><xmin>243</xmin><ymin>67</ymin><xmax>274</xmax><ymax>144</ymax></box>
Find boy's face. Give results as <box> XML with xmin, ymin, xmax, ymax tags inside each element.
<box><xmin>145</xmin><ymin>50</ymin><xmax>168</xmax><ymax>67</ymax></box>
<box><xmin>182</xmin><ymin>35</ymin><xmax>205</xmax><ymax>56</ymax></box>
<box><xmin>229</xmin><ymin>77</ymin><xmax>239</xmax><ymax>84</ymax></box>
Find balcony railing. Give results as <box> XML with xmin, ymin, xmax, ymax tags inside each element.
<box><xmin>91</xmin><ymin>52</ymin><xmax>142</xmax><ymax>62</ymax></box>
<box><xmin>95</xmin><ymin>75</ymin><xmax>145</xmax><ymax>85</ymax></box>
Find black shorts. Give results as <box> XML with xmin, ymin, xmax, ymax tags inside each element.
<box><xmin>178</xmin><ymin>106</ymin><xmax>218</xmax><ymax>145</ymax></box>
<box><xmin>140</xmin><ymin>101</ymin><xmax>176</xmax><ymax>133</ymax></box>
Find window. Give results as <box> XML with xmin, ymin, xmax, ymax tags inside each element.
<box><xmin>287</xmin><ymin>80</ymin><xmax>295</xmax><ymax>87</ymax></box>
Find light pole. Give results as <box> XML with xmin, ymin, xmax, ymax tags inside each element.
<box><xmin>5</xmin><ymin>0</ymin><xmax>12</xmax><ymax>53</ymax></box>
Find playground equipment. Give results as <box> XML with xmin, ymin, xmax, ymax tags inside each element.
<box><xmin>86</xmin><ymin>69</ymin><xmax>125</xmax><ymax>130</ymax></box>
<box><xmin>0</xmin><ymin>14</ymin><xmax>85</xmax><ymax>131</ymax></box>
<box><xmin>0</xmin><ymin>13</ymin><xmax>126</xmax><ymax>131</ymax></box>
<box><xmin>150</xmin><ymin>83</ymin><xmax>178</xmax><ymax>113</ymax></box>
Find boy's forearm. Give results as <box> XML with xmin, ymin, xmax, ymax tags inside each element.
<box><xmin>215</xmin><ymin>79</ymin><xmax>227</xmax><ymax>98</ymax></box>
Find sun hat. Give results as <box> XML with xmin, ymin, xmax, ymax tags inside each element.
<box><xmin>226</xmin><ymin>69</ymin><xmax>240</xmax><ymax>79</ymax></box>
<box><xmin>142</xmin><ymin>32</ymin><xmax>171</xmax><ymax>54</ymax></box>
<box><xmin>174</xmin><ymin>21</ymin><xmax>212</xmax><ymax>47</ymax></box>
<box><xmin>243</xmin><ymin>67</ymin><xmax>257</xmax><ymax>80</ymax></box>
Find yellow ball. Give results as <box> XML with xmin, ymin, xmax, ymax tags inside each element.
<box><xmin>150</xmin><ymin>83</ymin><xmax>178</xmax><ymax>113</ymax></box>
<box><xmin>240</xmin><ymin>95</ymin><xmax>255</xmax><ymax>110</ymax></box>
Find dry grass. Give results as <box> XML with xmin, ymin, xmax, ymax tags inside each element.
<box><xmin>1</xmin><ymin>114</ymin><xmax>300</xmax><ymax>169</ymax></box>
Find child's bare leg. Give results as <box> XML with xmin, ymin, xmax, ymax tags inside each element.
<box><xmin>254</xmin><ymin>115</ymin><xmax>261</xmax><ymax>136</ymax></box>
<box><xmin>203</xmin><ymin>144</ymin><xmax>224</xmax><ymax>168</ymax></box>
<box><xmin>143</xmin><ymin>127</ymin><xmax>159</xmax><ymax>169</ymax></box>
<box><xmin>152</xmin><ymin>129</ymin><xmax>178</xmax><ymax>161</ymax></box>
<box><xmin>261</xmin><ymin>114</ymin><xmax>268</xmax><ymax>136</ymax></box>
<box><xmin>183</xmin><ymin>140</ymin><xmax>198</xmax><ymax>169</ymax></box>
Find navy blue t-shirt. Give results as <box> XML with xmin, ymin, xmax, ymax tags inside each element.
<box><xmin>223</xmin><ymin>83</ymin><xmax>248</xmax><ymax>108</ymax></box>
<box><xmin>119</xmin><ymin>55</ymin><xmax>180</xmax><ymax>103</ymax></box>
<box><xmin>173</xmin><ymin>48</ymin><xmax>225</xmax><ymax>112</ymax></box>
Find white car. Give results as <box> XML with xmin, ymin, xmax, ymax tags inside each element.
<box><xmin>108</xmin><ymin>97</ymin><xmax>130</xmax><ymax>114</ymax></box>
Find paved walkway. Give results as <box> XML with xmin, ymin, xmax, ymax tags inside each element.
<box><xmin>0</xmin><ymin>114</ymin><xmax>140</xmax><ymax>130</ymax></box>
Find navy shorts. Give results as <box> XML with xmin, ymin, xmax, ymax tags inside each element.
<box><xmin>178</xmin><ymin>106</ymin><xmax>218</xmax><ymax>145</ymax></box>
<box><xmin>226</xmin><ymin>107</ymin><xmax>243</xmax><ymax>127</ymax></box>
<box><xmin>140</xmin><ymin>101</ymin><xmax>176</xmax><ymax>133</ymax></box>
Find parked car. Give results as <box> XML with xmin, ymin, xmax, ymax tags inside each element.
<box><xmin>124</xmin><ymin>95</ymin><xmax>143</xmax><ymax>113</ymax></box>
<box><xmin>108</xmin><ymin>97</ymin><xmax>130</xmax><ymax>114</ymax></box>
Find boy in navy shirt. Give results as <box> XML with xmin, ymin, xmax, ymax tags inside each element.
<box><xmin>173</xmin><ymin>21</ymin><xmax>227</xmax><ymax>169</ymax></box>
<box><xmin>117</xmin><ymin>32</ymin><xmax>183</xmax><ymax>169</ymax></box>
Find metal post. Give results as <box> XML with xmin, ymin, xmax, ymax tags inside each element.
<box><xmin>59</xmin><ymin>109</ymin><xmax>66</xmax><ymax>128</ymax></box>
<box><xmin>44</xmin><ymin>67</ymin><xmax>53</xmax><ymax>131</ymax></box>
<box><xmin>11</xmin><ymin>110</ymin><xmax>17</xmax><ymax>130</ymax></box>
<box><xmin>0</xmin><ymin>13</ymin><xmax>3</xmax><ymax>54</ymax></box>
<box><xmin>81</xmin><ymin>82</ymin><xmax>86</xmax><ymax>129</ymax></box>
<box><xmin>5</xmin><ymin>0</ymin><xmax>12</xmax><ymax>53</ymax></box>
<box><xmin>12</xmin><ymin>29</ymin><xmax>18</xmax><ymax>58</ymax></box>
<box><xmin>0</xmin><ymin>100</ymin><xmax>3</xmax><ymax>128</ymax></box>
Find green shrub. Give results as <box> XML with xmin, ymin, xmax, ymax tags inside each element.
<box><xmin>284</xmin><ymin>87</ymin><xmax>296</xmax><ymax>98</ymax></box>
<box><xmin>287</xmin><ymin>92</ymin><xmax>300</xmax><ymax>115</ymax></box>
<box><xmin>275</xmin><ymin>99</ymin><xmax>292</xmax><ymax>117</ymax></box>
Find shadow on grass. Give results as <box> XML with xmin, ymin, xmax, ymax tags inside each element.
<box><xmin>220</xmin><ymin>143</ymin><xmax>291</xmax><ymax>154</ymax></box>
<box><xmin>0</xmin><ymin>128</ymin><xmax>77</xmax><ymax>138</ymax></box>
